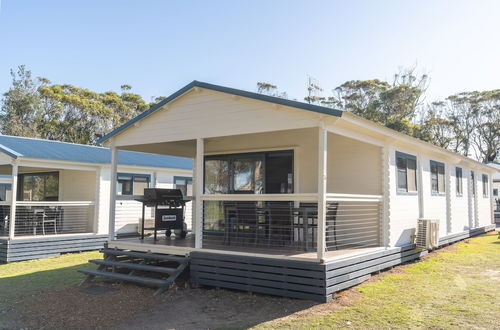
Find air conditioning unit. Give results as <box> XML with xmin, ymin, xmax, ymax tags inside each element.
<box><xmin>416</xmin><ymin>219</ymin><xmax>440</xmax><ymax>249</ymax></box>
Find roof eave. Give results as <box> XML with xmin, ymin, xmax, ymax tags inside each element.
<box><xmin>97</xmin><ymin>80</ymin><xmax>343</xmax><ymax>144</ymax></box>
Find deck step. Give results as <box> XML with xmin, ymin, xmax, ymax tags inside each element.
<box><xmin>78</xmin><ymin>269</ymin><xmax>171</xmax><ymax>287</ymax></box>
<box><xmin>100</xmin><ymin>248</ymin><xmax>188</xmax><ymax>263</ymax></box>
<box><xmin>89</xmin><ymin>259</ymin><xmax>178</xmax><ymax>274</ymax></box>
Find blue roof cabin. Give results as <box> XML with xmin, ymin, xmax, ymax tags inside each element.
<box><xmin>0</xmin><ymin>135</ymin><xmax>192</xmax><ymax>262</ymax></box>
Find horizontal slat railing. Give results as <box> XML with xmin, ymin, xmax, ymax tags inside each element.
<box><xmin>325</xmin><ymin>194</ymin><xmax>382</xmax><ymax>251</ymax></box>
<box><xmin>0</xmin><ymin>201</ymin><xmax>95</xmax><ymax>237</ymax></box>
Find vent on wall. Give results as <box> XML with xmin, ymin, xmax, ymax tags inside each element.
<box><xmin>416</xmin><ymin>219</ymin><xmax>440</xmax><ymax>249</ymax></box>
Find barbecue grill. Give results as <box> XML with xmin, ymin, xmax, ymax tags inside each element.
<box><xmin>136</xmin><ymin>188</ymin><xmax>188</xmax><ymax>240</ymax></box>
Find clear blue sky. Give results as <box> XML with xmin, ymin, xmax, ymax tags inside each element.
<box><xmin>1</xmin><ymin>0</ymin><xmax>499</xmax><ymax>103</ymax></box>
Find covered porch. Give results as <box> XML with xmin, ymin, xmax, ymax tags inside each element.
<box><xmin>0</xmin><ymin>161</ymin><xmax>99</xmax><ymax>240</ymax></box>
<box><xmin>109</xmin><ymin>125</ymin><xmax>386</xmax><ymax>262</ymax></box>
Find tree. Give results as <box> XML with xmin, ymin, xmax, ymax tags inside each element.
<box><xmin>256</xmin><ymin>82</ymin><xmax>288</xmax><ymax>98</ymax></box>
<box><xmin>330</xmin><ymin>68</ymin><xmax>429</xmax><ymax>137</ymax></box>
<box><xmin>0</xmin><ymin>65</ymin><xmax>46</xmax><ymax>137</ymax></box>
<box><xmin>0</xmin><ymin>65</ymin><xmax>152</xmax><ymax>145</ymax></box>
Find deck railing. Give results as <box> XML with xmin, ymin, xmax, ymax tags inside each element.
<box><xmin>0</xmin><ymin>201</ymin><xmax>95</xmax><ymax>237</ymax></box>
<box><xmin>200</xmin><ymin>193</ymin><xmax>382</xmax><ymax>254</ymax></box>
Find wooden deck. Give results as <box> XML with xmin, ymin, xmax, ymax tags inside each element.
<box><xmin>110</xmin><ymin>234</ymin><xmax>384</xmax><ymax>262</ymax></box>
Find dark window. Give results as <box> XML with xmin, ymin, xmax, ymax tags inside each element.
<box><xmin>430</xmin><ymin>160</ymin><xmax>445</xmax><ymax>194</ymax></box>
<box><xmin>117</xmin><ymin>173</ymin><xmax>150</xmax><ymax>196</ymax></box>
<box><xmin>493</xmin><ymin>188</ymin><xmax>498</xmax><ymax>197</ymax></box>
<box><xmin>456</xmin><ymin>167</ymin><xmax>463</xmax><ymax>196</ymax></box>
<box><xmin>482</xmin><ymin>174</ymin><xmax>489</xmax><ymax>197</ymax></box>
<box><xmin>18</xmin><ymin>172</ymin><xmax>59</xmax><ymax>201</ymax></box>
<box><xmin>204</xmin><ymin>150</ymin><xmax>293</xmax><ymax>194</ymax></box>
<box><xmin>174</xmin><ymin>176</ymin><xmax>193</xmax><ymax>197</ymax></box>
<box><xmin>0</xmin><ymin>184</ymin><xmax>11</xmax><ymax>202</ymax></box>
<box><xmin>396</xmin><ymin>152</ymin><xmax>417</xmax><ymax>193</ymax></box>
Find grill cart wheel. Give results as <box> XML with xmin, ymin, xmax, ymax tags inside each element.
<box><xmin>165</xmin><ymin>229</ymin><xmax>172</xmax><ymax>237</ymax></box>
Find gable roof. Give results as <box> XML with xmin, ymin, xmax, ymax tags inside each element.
<box><xmin>0</xmin><ymin>135</ymin><xmax>192</xmax><ymax>170</ymax></box>
<box><xmin>97</xmin><ymin>81</ymin><xmax>343</xmax><ymax>144</ymax></box>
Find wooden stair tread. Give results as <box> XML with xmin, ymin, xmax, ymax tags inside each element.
<box><xmin>100</xmin><ymin>248</ymin><xmax>188</xmax><ymax>263</ymax></box>
<box><xmin>89</xmin><ymin>259</ymin><xmax>179</xmax><ymax>274</ymax></box>
<box><xmin>78</xmin><ymin>269</ymin><xmax>170</xmax><ymax>287</ymax></box>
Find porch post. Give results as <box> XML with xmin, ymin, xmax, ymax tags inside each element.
<box><xmin>108</xmin><ymin>147</ymin><xmax>118</xmax><ymax>241</ymax></box>
<box><xmin>194</xmin><ymin>138</ymin><xmax>204</xmax><ymax>248</ymax></box>
<box><xmin>8</xmin><ymin>162</ymin><xmax>18</xmax><ymax>239</ymax></box>
<box><xmin>317</xmin><ymin>124</ymin><xmax>327</xmax><ymax>261</ymax></box>
<box><xmin>445</xmin><ymin>163</ymin><xmax>452</xmax><ymax>234</ymax></box>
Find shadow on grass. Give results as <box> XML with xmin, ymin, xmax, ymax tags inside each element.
<box><xmin>0</xmin><ymin>262</ymin><xmax>96</xmax><ymax>303</ymax></box>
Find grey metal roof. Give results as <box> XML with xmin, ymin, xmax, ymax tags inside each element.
<box><xmin>0</xmin><ymin>135</ymin><xmax>192</xmax><ymax>170</ymax></box>
<box><xmin>98</xmin><ymin>81</ymin><xmax>343</xmax><ymax>144</ymax></box>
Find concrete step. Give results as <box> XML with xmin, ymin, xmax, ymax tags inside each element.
<box><xmin>89</xmin><ymin>259</ymin><xmax>178</xmax><ymax>274</ymax></box>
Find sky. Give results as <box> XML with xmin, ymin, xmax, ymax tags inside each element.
<box><xmin>0</xmin><ymin>0</ymin><xmax>499</xmax><ymax>103</ymax></box>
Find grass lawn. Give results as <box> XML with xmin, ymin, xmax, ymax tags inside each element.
<box><xmin>258</xmin><ymin>231</ymin><xmax>500</xmax><ymax>329</ymax></box>
<box><xmin>0</xmin><ymin>251</ymin><xmax>99</xmax><ymax>303</ymax></box>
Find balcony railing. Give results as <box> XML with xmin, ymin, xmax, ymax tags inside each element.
<box><xmin>0</xmin><ymin>201</ymin><xmax>95</xmax><ymax>237</ymax></box>
<box><xmin>200</xmin><ymin>193</ymin><xmax>382</xmax><ymax>254</ymax></box>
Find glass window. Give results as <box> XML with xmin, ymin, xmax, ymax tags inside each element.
<box><xmin>493</xmin><ymin>188</ymin><xmax>498</xmax><ymax>197</ymax></box>
<box><xmin>482</xmin><ymin>174</ymin><xmax>489</xmax><ymax>197</ymax></box>
<box><xmin>430</xmin><ymin>161</ymin><xmax>445</xmax><ymax>194</ymax></box>
<box><xmin>204</xmin><ymin>150</ymin><xmax>293</xmax><ymax>194</ymax></box>
<box><xmin>456</xmin><ymin>167</ymin><xmax>463</xmax><ymax>196</ymax></box>
<box><xmin>0</xmin><ymin>184</ymin><xmax>11</xmax><ymax>202</ymax></box>
<box><xmin>396</xmin><ymin>152</ymin><xmax>417</xmax><ymax>193</ymax></box>
<box><xmin>117</xmin><ymin>173</ymin><xmax>150</xmax><ymax>196</ymax></box>
<box><xmin>174</xmin><ymin>176</ymin><xmax>193</xmax><ymax>197</ymax></box>
<box><xmin>19</xmin><ymin>172</ymin><xmax>59</xmax><ymax>201</ymax></box>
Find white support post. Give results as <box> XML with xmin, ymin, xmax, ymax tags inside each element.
<box><xmin>467</xmin><ymin>169</ymin><xmax>474</xmax><ymax>229</ymax></box>
<box><xmin>194</xmin><ymin>138</ymin><xmax>204</xmax><ymax>249</ymax></box>
<box><xmin>317</xmin><ymin>125</ymin><xmax>327</xmax><ymax>262</ymax></box>
<box><xmin>108</xmin><ymin>147</ymin><xmax>118</xmax><ymax>241</ymax></box>
<box><xmin>417</xmin><ymin>154</ymin><xmax>425</xmax><ymax>219</ymax></box>
<box><xmin>381</xmin><ymin>145</ymin><xmax>391</xmax><ymax>248</ymax></box>
<box><xmin>445</xmin><ymin>163</ymin><xmax>452</xmax><ymax>234</ymax></box>
<box><xmin>8</xmin><ymin>162</ymin><xmax>18</xmax><ymax>239</ymax></box>
<box><xmin>93</xmin><ymin>167</ymin><xmax>101</xmax><ymax>234</ymax></box>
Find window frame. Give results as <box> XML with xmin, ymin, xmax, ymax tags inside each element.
<box><xmin>116</xmin><ymin>172</ymin><xmax>151</xmax><ymax>199</ymax></box>
<box><xmin>204</xmin><ymin>149</ymin><xmax>294</xmax><ymax>194</ymax></box>
<box><xmin>17</xmin><ymin>171</ymin><xmax>60</xmax><ymax>201</ymax></box>
<box><xmin>482</xmin><ymin>174</ymin><xmax>489</xmax><ymax>198</ymax></box>
<box><xmin>173</xmin><ymin>176</ymin><xmax>193</xmax><ymax>198</ymax></box>
<box><xmin>430</xmin><ymin>160</ymin><xmax>446</xmax><ymax>196</ymax></box>
<box><xmin>395</xmin><ymin>151</ymin><xmax>418</xmax><ymax>195</ymax></box>
<box><xmin>471</xmin><ymin>171</ymin><xmax>476</xmax><ymax>197</ymax></box>
<box><xmin>455</xmin><ymin>167</ymin><xmax>463</xmax><ymax>197</ymax></box>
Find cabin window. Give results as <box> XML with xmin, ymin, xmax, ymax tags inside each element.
<box><xmin>482</xmin><ymin>174</ymin><xmax>489</xmax><ymax>197</ymax></box>
<box><xmin>455</xmin><ymin>167</ymin><xmax>463</xmax><ymax>196</ymax></box>
<box><xmin>0</xmin><ymin>183</ymin><xmax>12</xmax><ymax>202</ymax></box>
<box><xmin>117</xmin><ymin>173</ymin><xmax>150</xmax><ymax>196</ymax></box>
<box><xmin>494</xmin><ymin>188</ymin><xmax>498</xmax><ymax>197</ymax></box>
<box><xmin>430</xmin><ymin>160</ymin><xmax>445</xmax><ymax>195</ymax></box>
<box><xmin>174</xmin><ymin>176</ymin><xmax>193</xmax><ymax>197</ymax></box>
<box><xmin>396</xmin><ymin>151</ymin><xmax>417</xmax><ymax>194</ymax></box>
<box><xmin>204</xmin><ymin>150</ymin><xmax>293</xmax><ymax>194</ymax></box>
<box><xmin>471</xmin><ymin>171</ymin><xmax>476</xmax><ymax>197</ymax></box>
<box><xmin>18</xmin><ymin>172</ymin><xmax>59</xmax><ymax>201</ymax></box>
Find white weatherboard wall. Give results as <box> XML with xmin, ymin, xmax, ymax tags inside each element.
<box><xmin>420</xmin><ymin>154</ymin><xmax>448</xmax><ymax>238</ymax></box>
<box><xmin>450</xmin><ymin>166</ymin><xmax>471</xmax><ymax>233</ymax></box>
<box><xmin>388</xmin><ymin>144</ymin><xmax>494</xmax><ymax>247</ymax></box>
<box><xmin>477</xmin><ymin>170</ymin><xmax>493</xmax><ymax>227</ymax></box>
<box><xmin>388</xmin><ymin>146</ymin><xmax>419</xmax><ymax>247</ymax></box>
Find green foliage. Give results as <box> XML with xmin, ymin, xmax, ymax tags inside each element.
<box><xmin>0</xmin><ymin>65</ymin><xmax>155</xmax><ymax>145</ymax></box>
